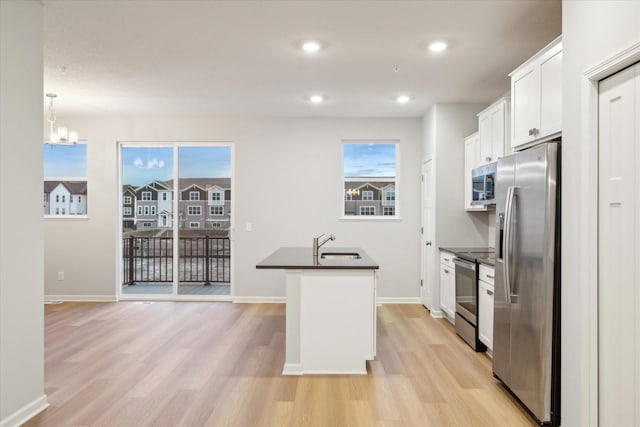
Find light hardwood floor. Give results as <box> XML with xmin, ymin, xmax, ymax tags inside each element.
<box><xmin>26</xmin><ymin>302</ymin><xmax>537</xmax><ymax>427</ymax></box>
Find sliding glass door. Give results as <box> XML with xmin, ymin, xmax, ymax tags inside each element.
<box><xmin>119</xmin><ymin>143</ymin><xmax>232</xmax><ymax>299</ymax></box>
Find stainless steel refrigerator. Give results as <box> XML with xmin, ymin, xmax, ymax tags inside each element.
<box><xmin>494</xmin><ymin>142</ymin><xmax>560</xmax><ymax>426</ymax></box>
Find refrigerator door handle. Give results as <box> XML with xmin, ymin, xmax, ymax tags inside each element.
<box><xmin>503</xmin><ymin>186</ymin><xmax>518</xmax><ymax>304</ymax></box>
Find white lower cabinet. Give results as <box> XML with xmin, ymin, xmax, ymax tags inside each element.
<box><xmin>478</xmin><ymin>265</ymin><xmax>495</xmax><ymax>352</ymax></box>
<box><xmin>439</xmin><ymin>251</ymin><xmax>456</xmax><ymax>322</ymax></box>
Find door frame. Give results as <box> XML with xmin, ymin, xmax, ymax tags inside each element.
<box><xmin>580</xmin><ymin>41</ymin><xmax>640</xmax><ymax>425</ymax></box>
<box><xmin>116</xmin><ymin>141</ymin><xmax>235</xmax><ymax>302</ymax></box>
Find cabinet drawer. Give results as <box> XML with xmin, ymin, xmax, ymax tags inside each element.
<box><xmin>479</xmin><ymin>264</ymin><xmax>495</xmax><ymax>285</ymax></box>
<box><xmin>440</xmin><ymin>251</ymin><xmax>455</xmax><ymax>269</ymax></box>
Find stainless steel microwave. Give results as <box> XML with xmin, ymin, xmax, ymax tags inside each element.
<box><xmin>471</xmin><ymin>162</ymin><xmax>497</xmax><ymax>206</ymax></box>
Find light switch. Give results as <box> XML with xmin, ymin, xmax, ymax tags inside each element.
<box><xmin>246</xmin><ymin>223</ymin><xmax>253</xmax><ymax>232</ymax></box>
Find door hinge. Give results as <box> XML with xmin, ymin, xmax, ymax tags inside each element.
<box><xmin>421</xmin><ymin>227</ymin><xmax>423</xmax><ymax>234</ymax></box>
<box><xmin>420</xmin><ymin>279</ymin><xmax>423</xmax><ymax>287</ymax></box>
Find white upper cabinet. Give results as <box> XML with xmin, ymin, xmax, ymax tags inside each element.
<box><xmin>464</xmin><ymin>132</ymin><xmax>487</xmax><ymax>211</ymax></box>
<box><xmin>510</xmin><ymin>36</ymin><xmax>562</xmax><ymax>150</ymax></box>
<box><xmin>478</xmin><ymin>97</ymin><xmax>509</xmax><ymax>164</ymax></box>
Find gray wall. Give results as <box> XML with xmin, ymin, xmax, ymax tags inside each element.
<box><xmin>0</xmin><ymin>1</ymin><xmax>46</xmax><ymax>424</ymax></box>
<box><xmin>562</xmin><ymin>1</ymin><xmax>640</xmax><ymax>425</ymax></box>
<box><xmin>44</xmin><ymin>116</ymin><xmax>422</xmax><ymax>300</ymax></box>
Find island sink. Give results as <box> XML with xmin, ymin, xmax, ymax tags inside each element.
<box><xmin>256</xmin><ymin>247</ymin><xmax>378</xmax><ymax>375</ymax></box>
<box><xmin>320</xmin><ymin>252</ymin><xmax>361</xmax><ymax>260</ymax></box>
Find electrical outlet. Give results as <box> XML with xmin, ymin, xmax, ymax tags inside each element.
<box><xmin>246</xmin><ymin>222</ymin><xmax>253</xmax><ymax>232</ymax></box>
<box><xmin>57</xmin><ymin>272</ymin><xmax>64</xmax><ymax>281</ymax></box>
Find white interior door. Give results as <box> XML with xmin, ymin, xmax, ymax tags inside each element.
<box><xmin>598</xmin><ymin>62</ymin><xmax>640</xmax><ymax>427</ymax></box>
<box><xmin>421</xmin><ymin>160</ymin><xmax>436</xmax><ymax>310</ymax></box>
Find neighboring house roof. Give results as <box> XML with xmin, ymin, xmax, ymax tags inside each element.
<box><xmin>44</xmin><ymin>181</ymin><xmax>87</xmax><ymax>195</ymax></box>
<box><xmin>344</xmin><ymin>181</ymin><xmax>389</xmax><ymax>192</ymax></box>
<box><xmin>182</xmin><ymin>183</ymin><xmax>207</xmax><ymax>192</ymax></box>
<box><xmin>135</xmin><ymin>180</ymin><xmax>170</xmax><ymax>192</ymax></box>
<box><xmin>166</xmin><ymin>178</ymin><xmax>231</xmax><ymax>190</ymax></box>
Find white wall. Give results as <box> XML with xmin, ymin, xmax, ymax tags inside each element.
<box><xmin>44</xmin><ymin>116</ymin><xmax>422</xmax><ymax>300</ymax></box>
<box><xmin>562</xmin><ymin>1</ymin><xmax>640</xmax><ymax>426</ymax></box>
<box><xmin>432</xmin><ymin>104</ymin><xmax>490</xmax><ymax>248</ymax></box>
<box><xmin>0</xmin><ymin>1</ymin><xmax>47</xmax><ymax>425</ymax></box>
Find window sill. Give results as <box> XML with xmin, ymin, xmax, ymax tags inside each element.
<box><xmin>339</xmin><ymin>216</ymin><xmax>403</xmax><ymax>222</ymax></box>
<box><xmin>44</xmin><ymin>215</ymin><xmax>89</xmax><ymax>220</ymax></box>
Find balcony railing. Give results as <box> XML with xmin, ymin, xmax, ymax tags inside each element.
<box><xmin>123</xmin><ymin>236</ymin><xmax>230</xmax><ymax>285</ymax></box>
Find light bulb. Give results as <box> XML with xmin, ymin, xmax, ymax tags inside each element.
<box><xmin>50</xmin><ymin>131</ymin><xmax>60</xmax><ymax>143</ymax></box>
<box><xmin>69</xmin><ymin>130</ymin><xmax>78</xmax><ymax>143</ymax></box>
<box><xmin>310</xmin><ymin>95</ymin><xmax>323</xmax><ymax>104</ymax></box>
<box><xmin>302</xmin><ymin>41</ymin><xmax>321</xmax><ymax>53</ymax></box>
<box><xmin>58</xmin><ymin>126</ymin><xmax>68</xmax><ymax>141</ymax></box>
<box><xmin>428</xmin><ymin>41</ymin><xmax>448</xmax><ymax>52</ymax></box>
<box><xmin>396</xmin><ymin>95</ymin><xmax>410</xmax><ymax>104</ymax></box>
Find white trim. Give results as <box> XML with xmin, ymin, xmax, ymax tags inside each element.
<box><xmin>0</xmin><ymin>395</ymin><xmax>49</xmax><ymax>427</ymax></box>
<box><xmin>579</xmin><ymin>39</ymin><xmax>640</xmax><ymax>427</ymax></box>
<box><xmin>45</xmin><ymin>294</ymin><xmax>118</xmax><ymax>302</ymax></box>
<box><xmin>189</xmin><ymin>191</ymin><xmax>200</xmax><ymax>201</ymax></box>
<box><xmin>187</xmin><ymin>205</ymin><xmax>201</xmax><ymax>216</ymax></box>
<box><xmin>233</xmin><ymin>296</ymin><xmax>286</xmax><ymax>303</ymax></box>
<box><xmin>118</xmin><ymin>294</ymin><xmax>232</xmax><ymax>302</ymax></box>
<box><xmin>339</xmin><ymin>216</ymin><xmax>403</xmax><ymax>222</ymax></box>
<box><xmin>375</xmin><ymin>297</ymin><xmax>421</xmax><ymax>304</ymax></box>
<box><xmin>282</xmin><ymin>363</ymin><xmax>303</xmax><ymax>375</ymax></box>
<box><xmin>359</xmin><ymin>205</ymin><xmax>376</xmax><ymax>216</ymax></box>
<box><xmin>141</xmin><ymin>191</ymin><xmax>152</xmax><ymax>201</ymax></box>
<box><xmin>189</xmin><ymin>222</ymin><xmax>201</xmax><ymax>229</ymax></box>
<box><xmin>361</xmin><ymin>190</ymin><xmax>374</xmax><ymax>201</ymax></box>
<box><xmin>584</xmin><ymin>40</ymin><xmax>640</xmax><ymax>81</ymax></box>
<box><xmin>44</xmin><ymin>215</ymin><xmax>89</xmax><ymax>220</ymax></box>
<box><xmin>123</xmin><ymin>196</ymin><xmax>132</xmax><ymax>204</ymax></box>
<box><xmin>429</xmin><ymin>309</ymin><xmax>446</xmax><ymax>319</ymax></box>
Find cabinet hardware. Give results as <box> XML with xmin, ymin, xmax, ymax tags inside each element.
<box><xmin>426</xmin><ymin>241</ymin><xmax>432</xmax><ymax>246</ymax></box>
<box><xmin>485</xmin><ymin>156</ymin><xmax>492</xmax><ymax>161</ymax></box>
<box><xmin>487</xmin><ymin>274</ymin><xmax>494</xmax><ymax>279</ymax></box>
<box><xmin>444</xmin><ymin>269</ymin><xmax>449</xmax><ymax>274</ymax></box>
<box><xmin>443</xmin><ymin>257</ymin><xmax>449</xmax><ymax>261</ymax></box>
<box><xmin>487</xmin><ymin>289</ymin><xmax>494</xmax><ymax>296</ymax></box>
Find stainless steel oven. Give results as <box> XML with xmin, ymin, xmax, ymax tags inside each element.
<box><xmin>453</xmin><ymin>257</ymin><xmax>486</xmax><ymax>352</ymax></box>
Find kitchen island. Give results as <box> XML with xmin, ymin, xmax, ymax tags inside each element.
<box><xmin>256</xmin><ymin>247</ymin><xmax>378</xmax><ymax>375</ymax></box>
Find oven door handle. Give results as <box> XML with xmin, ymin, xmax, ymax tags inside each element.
<box><xmin>453</xmin><ymin>258</ymin><xmax>476</xmax><ymax>271</ymax></box>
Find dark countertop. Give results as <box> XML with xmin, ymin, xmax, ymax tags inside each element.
<box><xmin>439</xmin><ymin>246</ymin><xmax>495</xmax><ymax>267</ymax></box>
<box><xmin>256</xmin><ymin>247</ymin><xmax>379</xmax><ymax>270</ymax></box>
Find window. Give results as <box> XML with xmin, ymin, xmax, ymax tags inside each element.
<box><xmin>162</xmin><ymin>192</ymin><xmax>168</xmax><ymax>201</ymax></box>
<box><xmin>44</xmin><ymin>144</ymin><xmax>88</xmax><ymax>217</ymax></box>
<box><xmin>143</xmin><ymin>206</ymin><xmax>149</xmax><ymax>215</ymax></box>
<box><xmin>211</xmin><ymin>191</ymin><xmax>222</xmax><ymax>202</ymax></box>
<box><xmin>382</xmin><ymin>188</ymin><xmax>395</xmax><ymax>206</ymax></box>
<box><xmin>343</xmin><ymin>141</ymin><xmax>398</xmax><ymax>218</ymax></box>
<box><xmin>189</xmin><ymin>191</ymin><xmax>200</xmax><ymax>201</ymax></box>
<box><xmin>141</xmin><ymin>191</ymin><xmax>152</xmax><ymax>201</ymax></box>
<box><xmin>78</xmin><ymin>196</ymin><xmax>82</xmax><ymax>203</ymax></box>
<box><xmin>360</xmin><ymin>206</ymin><xmax>375</xmax><ymax>216</ymax></box>
<box><xmin>137</xmin><ymin>206</ymin><xmax>143</xmax><ymax>215</ymax></box>
<box><xmin>44</xmin><ymin>194</ymin><xmax>48</xmax><ymax>202</ymax></box>
<box><xmin>150</xmin><ymin>206</ymin><xmax>156</xmax><ymax>215</ymax></box>
<box><xmin>123</xmin><ymin>196</ymin><xmax>132</xmax><ymax>204</ymax></box>
<box><xmin>189</xmin><ymin>222</ymin><xmax>201</xmax><ymax>229</ymax></box>
<box><xmin>187</xmin><ymin>206</ymin><xmax>201</xmax><ymax>216</ymax></box>
<box><xmin>123</xmin><ymin>207</ymin><xmax>132</xmax><ymax>216</ymax></box>
<box><xmin>142</xmin><ymin>222</ymin><xmax>152</xmax><ymax>228</ymax></box>
<box><xmin>210</xmin><ymin>206</ymin><xmax>224</xmax><ymax>216</ymax></box>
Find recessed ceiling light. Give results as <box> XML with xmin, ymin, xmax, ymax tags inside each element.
<box><xmin>302</xmin><ymin>41</ymin><xmax>321</xmax><ymax>53</ymax></box>
<box><xmin>428</xmin><ymin>41</ymin><xmax>448</xmax><ymax>52</ymax></box>
<box><xmin>310</xmin><ymin>95</ymin><xmax>324</xmax><ymax>103</ymax></box>
<box><xmin>396</xmin><ymin>95</ymin><xmax>410</xmax><ymax>104</ymax></box>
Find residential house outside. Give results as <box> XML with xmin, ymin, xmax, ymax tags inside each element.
<box><xmin>44</xmin><ymin>181</ymin><xmax>87</xmax><ymax>216</ymax></box>
<box><xmin>344</xmin><ymin>178</ymin><xmax>396</xmax><ymax>216</ymax></box>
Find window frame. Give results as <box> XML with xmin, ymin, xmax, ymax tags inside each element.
<box><xmin>43</xmin><ymin>143</ymin><xmax>89</xmax><ymax>220</ymax></box>
<box><xmin>123</xmin><ymin>207</ymin><xmax>132</xmax><ymax>216</ymax></box>
<box><xmin>141</xmin><ymin>191</ymin><xmax>152</xmax><ymax>201</ymax></box>
<box><xmin>189</xmin><ymin>191</ymin><xmax>200</xmax><ymax>201</ymax></box>
<box><xmin>189</xmin><ymin>222</ymin><xmax>201</xmax><ymax>229</ymax></box>
<box><xmin>187</xmin><ymin>205</ymin><xmax>202</xmax><ymax>216</ymax></box>
<box><xmin>359</xmin><ymin>206</ymin><xmax>376</xmax><ymax>216</ymax></box>
<box><xmin>340</xmin><ymin>140</ymin><xmax>401</xmax><ymax>221</ymax></box>
<box><xmin>123</xmin><ymin>196</ymin><xmax>132</xmax><ymax>205</ymax></box>
<box><xmin>210</xmin><ymin>206</ymin><xmax>224</xmax><ymax>216</ymax></box>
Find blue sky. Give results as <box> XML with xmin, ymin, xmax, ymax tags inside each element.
<box><xmin>343</xmin><ymin>143</ymin><xmax>396</xmax><ymax>177</ymax></box>
<box><xmin>43</xmin><ymin>144</ymin><xmax>87</xmax><ymax>178</ymax></box>
<box><xmin>122</xmin><ymin>146</ymin><xmax>231</xmax><ymax>186</ymax></box>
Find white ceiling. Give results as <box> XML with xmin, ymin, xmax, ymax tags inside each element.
<box><xmin>43</xmin><ymin>0</ymin><xmax>561</xmax><ymax>118</ymax></box>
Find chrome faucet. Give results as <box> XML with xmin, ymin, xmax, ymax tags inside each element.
<box><xmin>313</xmin><ymin>233</ymin><xmax>335</xmax><ymax>257</ymax></box>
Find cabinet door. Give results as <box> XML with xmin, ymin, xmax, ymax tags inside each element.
<box><xmin>511</xmin><ymin>66</ymin><xmax>539</xmax><ymax>149</ymax></box>
<box><xmin>440</xmin><ymin>264</ymin><xmax>455</xmax><ymax>320</ymax></box>
<box><xmin>464</xmin><ymin>134</ymin><xmax>486</xmax><ymax>211</ymax></box>
<box><xmin>539</xmin><ymin>49</ymin><xmax>562</xmax><ymax>137</ymax></box>
<box><xmin>479</xmin><ymin>113</ymin><xmax>493</xmax><ymax>164</ymax></box>
<box><xmin>490</xmin><ymin>104</ymin><xmax>505</xmax><ymax>160</ymax></box>
<box><xmin>478</xmin><ymin>280</ymin><xmax>494</xmax><ymax>350</ymax></box>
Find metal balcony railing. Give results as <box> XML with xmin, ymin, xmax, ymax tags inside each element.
<box><xmin>123</xmin><ymin>236</ymin><xmax>230</xmax><ymax>285</ymax></box>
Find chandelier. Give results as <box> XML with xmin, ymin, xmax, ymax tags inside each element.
<box><xmin>46</xmin><ymin>93</ymin><xmax>78</xmax><ymax>145</ymax></box>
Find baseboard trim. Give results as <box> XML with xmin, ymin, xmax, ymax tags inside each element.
<box><xmin>282</xmin><ymin>363</ymin><xmax>303</xmax><ymax>375</ymax></box>
<box><xmin>0</xmin><ymin>394</ymin><xmax>49</xmax><ymax>427</ymax></box>
<box><xmin>376</xmin><ymin>297</ymin><xmax>421</xmax><ymax>304</ymax></box>
<box><xmin>429</xmin><ymin>309</ymin><xmax>446</xmax><ymax>318</ymax></box>
<box><xmin>233</xmin><ymin>296</ymin><xmax>286</xmax><ymax>304</ymax></box>
<box><xmin>44</xmin><ymin>295</ymin><xmax>118</xmax><ymax>303</ymax></box>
